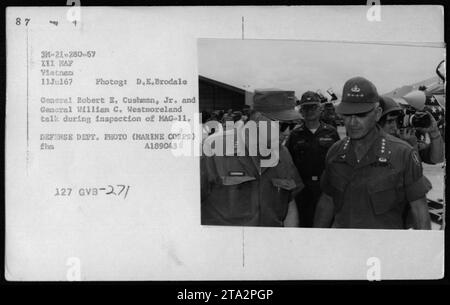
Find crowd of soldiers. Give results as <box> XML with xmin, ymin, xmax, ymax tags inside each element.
<box><xmin>201</xmin><ymin>95</ymin><xmax>341</xmax><ymax>139</ymax></box>
<box><xmin>200</xmin><ymin>76</ymin><xmax>445</xmax><ymax>230</ymax></box>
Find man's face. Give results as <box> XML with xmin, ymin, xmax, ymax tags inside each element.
<box><xmin>342</xmin><ymin>106</ymin><xmax>381</xmax><ymax>140</ymax></box>
<box><xmin>300</xmin><ymin>103</ymin><xmax>321</xmax><ymax>121</ymax></box>
<box><xmin>246</xmin><ymin>112</ymin><xmax>282</xmax><ymax>167</ymax></box>
<box><xmin>380</xmin><ymin>113</ymin><xmax>400</xmax><ymax>136</ymax></box>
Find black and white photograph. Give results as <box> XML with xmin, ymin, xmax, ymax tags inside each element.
<box><xmin>4</xmin><ymin>5</ymin><xmax>446</xmax><ymax>282</ymax></box>
<box><xmin>199</xmin><ymin>38</ymin><xmax>445</xmax><ymax>230</ymax></box>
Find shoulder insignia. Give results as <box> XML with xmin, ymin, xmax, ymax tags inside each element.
<box><xmin>411</xmin><ymin>150</ymin><xmax>421</xmax><ymax>165</ymax></box>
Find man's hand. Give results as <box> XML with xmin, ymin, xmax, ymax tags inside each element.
<box><xmin>284</xmin><ymin>200</ymin><xmax>299</xmax><ymax>227</ymax></box>
<box><xmin>415</xmin><ymin>112</ymin><xmax>444</xmax><ymax>164</ymax></box>
<box><xmin>399</xmin><ymin>127</ymin><xmax>418</xmax><ymax>148</ymax></box>
<box><xmin>415</xmin><ymin>112</ymin><xmax>439</xmax><ymax>135</ymax></box>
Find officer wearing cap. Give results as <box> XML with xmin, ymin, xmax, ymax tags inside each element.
<box><xmin>286</xmin><ymin>91</ymin><xmax>340</xmax><ymax>227</ymax></box>
<box><xmin>201</xmin><ymin>89</ymin><xmax>304</xmax><ymax>227</ymax></box>
<box><xmin>314</xmin><ymin>77</ymin><xmax>431</xmax><ymax>229</ymax></box>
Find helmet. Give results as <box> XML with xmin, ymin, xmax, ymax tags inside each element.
<box><xmin>379</xmin><ymin>96</ymin><xmax>402</xmax><ymax>118</ymax></box>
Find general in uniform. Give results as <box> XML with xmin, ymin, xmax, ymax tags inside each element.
<box><xmin>314</xmin><ymin>77</ymin><xmax>431</xmax><ymax>229</ymax></box>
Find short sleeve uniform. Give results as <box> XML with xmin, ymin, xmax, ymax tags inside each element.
<box><xmin>201</xmin><ymin>131</ymin><xmax>304</xmax><ymax>227</ymax></box>
<box><xmin>320</xmin><ymin>128</ymin><xmax>429</xmax><ymax>229</ymax></box>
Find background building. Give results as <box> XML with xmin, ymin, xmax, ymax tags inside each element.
<box><xmin>199</xmin><ymin>75</ymin><xmax>253</xmax><ymax>112</ymax></box>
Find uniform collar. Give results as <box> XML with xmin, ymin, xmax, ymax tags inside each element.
<box><xmin>335</xmin><ymin>126</ymin><xmax>390</xmax><ymax>167</ymax></box>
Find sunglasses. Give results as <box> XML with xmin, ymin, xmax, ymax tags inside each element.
<box><xmin>301</xmin><ymin>104</ymin><xmax>319</xmax><ymax>111</ymax></box>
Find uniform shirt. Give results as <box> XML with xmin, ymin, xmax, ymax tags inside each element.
<box><xmin>201</xmin><ymin>130</ymin><xmax>304</xmax><ymax>227</ymax></box>
<box><xmin>286</xmin><ymin>121</ymin><xmax>340</xmax><ymax>185</ymax></box>
<box><xmin>320</xmin><ymin>127</ymin><xmax>429</xmax><ymax>229</ymax></box>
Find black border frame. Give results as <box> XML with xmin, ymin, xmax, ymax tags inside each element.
<box><xmin>1</xmin><ymin>0</ymin><xmax>448</xmax><ymax>298</ymax></box>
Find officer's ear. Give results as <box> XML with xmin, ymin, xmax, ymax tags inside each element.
<box><xmin>374</xmin><ymin>103</ymin><xmax>383</xmax><ymax>122</ymax></box>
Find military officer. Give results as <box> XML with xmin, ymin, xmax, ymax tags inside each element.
<box><xmin>314</xmin><ymin>77</ymin><xmax>431</xmax><ymax>229</ymax></box>
<box><xmin>201</xmin><ymin>90</ymin><xmax>304</xmax><ymax>227</ymax></box>
<box><xmin>286</xmin><ymin>91</ymin><xmax>340</xmax><ymax>227</ymax></box>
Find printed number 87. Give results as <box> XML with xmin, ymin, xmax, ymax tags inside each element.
<box><xmin>16</xmin><ymin>18</ymin><xmax>31</xmax><ymax>26</ymax></box>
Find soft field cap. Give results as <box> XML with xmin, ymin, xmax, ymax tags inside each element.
<box><xmin>336</xmin><ymin>76</ymin><xmax>380</xmax><ymax>115</ymax></box>
<box><xmin>253</xmin><ymin>89</ymin><xmax>302</xmax><ymax>121</ymax></box>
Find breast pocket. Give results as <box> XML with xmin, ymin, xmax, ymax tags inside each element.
<box><xmin>367</xmin><ymin>173</ymin><xmax>400</xmax><ymax>215</ymax></box>
<box><xmin>318</xmin><ymin>137</ymin><xmax>335</xmax><ymax>150</ymax></box>
<box><xmin>215</xmin><ymin>176</ymin><xmax>257</xmax><ymax>219</ymax></box>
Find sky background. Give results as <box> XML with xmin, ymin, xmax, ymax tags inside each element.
<box><xmin>198</xmin><ymin>39</ymin><xmax>445</xmax><ymax>100</ymax></box>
